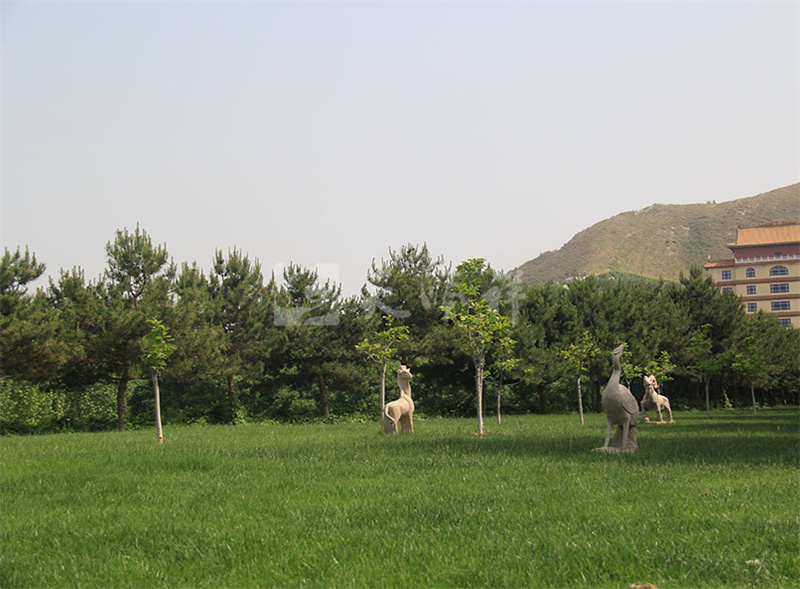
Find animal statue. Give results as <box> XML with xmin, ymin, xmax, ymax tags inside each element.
<box><xmin>382</xmin><ymin>365</ymin><xmax>414</xmax><ymax>434</ymax></box>
<box><xmin>598</xmin><ymin>343</ymin><xmax>639</xmax><ymax>453</ymax></box>
<box><xmin>641</xmin><ymin>375</ymin><xmax>674</xmax><ymax>423</ymax></box>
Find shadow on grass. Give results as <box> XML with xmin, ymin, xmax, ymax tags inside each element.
<box><xmin>398</xmin><ymin>408</ymin><xmax>799</xmax><ymax>468</ymax></box>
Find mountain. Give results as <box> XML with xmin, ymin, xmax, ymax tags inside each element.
<box><xmin>516</xmin><ymin>183</ymin><xmax>800</xmax><ymax>285</ymax></box>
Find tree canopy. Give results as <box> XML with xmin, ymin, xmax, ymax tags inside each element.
<box><xmin>1</xmin><ymin>230</ymin><xmax>798</xmax><ymax>434</ymax></box>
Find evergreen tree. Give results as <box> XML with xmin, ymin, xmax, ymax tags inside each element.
<box><xmin>515</xmin><ymin>283</ymin><xmax>575</xmax><ymax>414</ymax></box>
<box><xmin>101</xmin><ymin>226</ymin><xmax>171</xmax><ymax>431</ymax></box>
<box><xmin>276</xmin><ymin>263</ymin><xmax>342</xmax><ymax>417</ymax></box>
<box><xmin>208</xmin><ymin>249</ymin><xmax>272</xmax><ymax>410</ymax></box>
<box><xmin>1</xmin><ymin>248</ymin><xmax>69</xmax><ymax>382</ymax></box>
<box><xmin>366</xmin><ymin>243</ymin><xmax>451</xmax><ymax>363</ymax></box>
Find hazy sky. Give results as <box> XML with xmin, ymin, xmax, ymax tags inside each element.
<box><xmin>3</xmin><ymin>1</ymin><xmax>798</xmax><ymax>296</ymax></box>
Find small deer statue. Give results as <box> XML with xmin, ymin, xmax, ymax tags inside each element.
<box><xmin>382</xmin><ymin>365</ymin><xmax>414</xmax><ymax>434</ymax></box>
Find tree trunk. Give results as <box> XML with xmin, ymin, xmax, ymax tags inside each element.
<box><xmin>475</xmin><ymin>362</ymin><xmax>484</xmax><ymax>437</ymax></box>
<box><xmin>705</xmin><ymin>374</ymin><xmax>711</xmax><ymax>418</ymax></box>
<box><xmin>318</xmin><ymin>373</ymin><xmax>329</xmax><ymax>418</ymax></box>
<box><xmin>152</xmin><ymin>369</ymin><xmax>164</xmax><ymax>444</ymax></box>
<box><xmin>538</xmin><ymin>382</ymin><xmax>547</xmax><ymax>414</ymax></box>
<box><xmin>577</xmin><ymin>375</ymin><xmax>585</xmax><ymax>426</ymax></box>
<box><xmin>751</xmin><ymin>380</ymin><xmax>757</xmax><ymax>412</ymax></box>
<box><xmin>227</xmin><ymin>374</ymin><xmax>235</xmax><ymax>406</ymax></box>
<box><xmin>496</xmin><ymin>380</ymin><xmax>502</xmax><ymax>425</ymax></box>
<box><xmin>380</xmin><ymin>362</ymin><xmax>387</xmax><ymax>414</ymax></box>
<box><xmin>117</xmin><ymin>376</ymin><xmax>129</xmax><ymax>432</ymax></box>
<box><xmin>595</xmin><ymin>378</ymin><xmax>602</xmax><ymax>412</ymax></box>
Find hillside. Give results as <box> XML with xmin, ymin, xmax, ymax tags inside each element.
<box><xmin>516</xmin><ymin>183</ymin><xmax>800</xmax><ymax>285</ymax></box>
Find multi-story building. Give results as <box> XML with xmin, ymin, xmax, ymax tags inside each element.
<box><xmin>704</xmin><ymin>222</ymin><xmax>800</xmax><ymax>327</ymax></box>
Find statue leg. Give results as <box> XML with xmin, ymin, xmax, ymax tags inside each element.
<box><xmin>603</xmin><ymin>417</ymin><xmax>613</xmax><ymax>448</ymax></box>
<box><xmin>399</xmin><ymin>414</ymin><xmax>411</xmax><ymax>434</ymax></box>
<box><xmin>383</xmin><ymin>409</ymin><xmax>399</xmax><ymax>434</ymax></box>
<box><xmin>656</xmin><ymin>405</ymin><xmax>664</xmax><ymax>423</ymax></box>
<box><xmin>620</xmin><ymin>420</ymin><xmax>630</xmax><ymax>451</ymax></box>
<box><xmin>627</xmin><ymin>422</ymin><xmax>638</xmax><ymax>451</ymax></box>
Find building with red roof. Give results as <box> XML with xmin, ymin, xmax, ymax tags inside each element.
<box><xmin>704</xmin><ymin>222</ymin><xmax>799</xmax><ymax>327</ymax></box>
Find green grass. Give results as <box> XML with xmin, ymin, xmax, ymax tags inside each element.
<box><xmin>2</xmin><ymin>409</ymin><xmax>798</xmax><ymax>588</ymax></box>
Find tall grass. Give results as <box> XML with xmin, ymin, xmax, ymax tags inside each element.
<box><xmin>2</xmin><ymin>409</ymin><xmax>798</xmax><ymax>588</ymax></box>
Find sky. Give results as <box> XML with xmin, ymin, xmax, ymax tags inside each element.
<box><xmin>2</xmin><ymin>1</ymin><xmax>798</xmax><ymax>297</ymax></box>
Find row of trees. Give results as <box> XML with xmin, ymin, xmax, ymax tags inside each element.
<box><xmin>2</xmin><ymin>227</ymin><xmax>798</xmax><ymax>434</ymax></box>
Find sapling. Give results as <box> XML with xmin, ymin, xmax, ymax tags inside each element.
<box><xmin>141</xmin><ymin>318</ymin><xmax>175</xmax><ymax>444</ymax></box>
<box><xmin>356</xmin><ymin>316</ymin><xmax>409</xmax><ymax>414</ymax></box>
<box><xmin>561</xmin><ymin>331</ymin><xmax>600</xmax><ymax>426</ymax></box>
<box><xmin>442</xmin><ymin>259</ymin><xmax>517</xmax><ymax>437</ymax></box>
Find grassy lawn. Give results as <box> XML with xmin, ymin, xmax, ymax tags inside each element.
<box><xmin>2</xmin><ymin>408</ymin><xmax>798</xmax><ymax>588</ymax></box>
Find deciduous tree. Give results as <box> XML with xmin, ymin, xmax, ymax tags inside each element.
<box><xmin>442</xmin><ymin>259</ymin><xmax>516</xmax><ymax>437</ymax></box>
<box><xmin>561</xmin><ymin>331</ymin><xmax>600</xmax><ymax>425</ymax></box>
<box><xmin>141</xmin><ymin>318</ymin><xmax>175</xmax><ymax>444</ymax></box>
<box><xmin>356</xmin><ymin>315</ymin><xmax>409</xmax><ymax>413</ymax></box>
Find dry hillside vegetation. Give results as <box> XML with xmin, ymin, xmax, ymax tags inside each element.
<box><xmin>517</xmin><ymin>183</ymin><xmax>799</xmax><ymax>285</ymax></box>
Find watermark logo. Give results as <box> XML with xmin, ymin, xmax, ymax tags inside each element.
<box><xmin>272</xmin><ymin>262</ymin><xmax>341</xmax><ymax>327</ymax></box>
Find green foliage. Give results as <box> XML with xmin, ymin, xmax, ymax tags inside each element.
<box><xmin>443</xmin><ymin>259</ymin><xmax>519</xmax><ymax>435</ymax></box>
<box><xmin>355</xmin><ymin>316</ymin><xmax>409</xmax><ymax>366</ymax></box>
<box><xmin>0</xmin><ymin>380</ymin><xmax>66</xmax><ymax>434</ymax></box>
<box><xmin>0</xmin><ymin>248</ymin><xmax>70</xmax><ymax>382</ymax></box>
<box><xmin>644</xmin><ymin>350</ymin><xmax>676</xmax><ymax>383</ymax></box>
<box><xmin>1</xmin><ymin>247</ymin><xmax>45</xmax><ymax>302</ymax></box>
<box><xmin>444</xmin><ymin>259</ymin><xmax>517</xmax><ymax>364</ymax></box>
<box><xmin>141</xmin><ymin>318</ymin><xmax>175</xmax><ymax>372</ymax></box>
<box><xmin>104</xmin><ymin>224</ymin><xmax>169</xmax><ymax>309</ymax></box>
<box><xmin>1</xmin><ymin>231</ymin><xmax>798</xmax><ymax>432</ymax></box>
<box><xmin>0</xmin><ymin>380</ymin><xmax>116</xmax><ymax>434</ymax></box>
<box><xmin>560</xmin><ymin>330</ymin><xmax>600</xmax><ymax>376</ymax></box>
<box><xmin>366</xmin><ymin>243</ymin><xmax>451</xmax><ymax>366</ymax></box>
<box><xmin>268</xmin><ymin>386</ymin><xmax>320</xmax><ymax>422</ymax></box>
<box><xmin>620</xmin><ymin>345</ymin><xmax>642</xmax><ymax>384</ymax></box>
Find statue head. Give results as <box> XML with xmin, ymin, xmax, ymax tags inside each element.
<box><xmin>397</xmin><ymin>365</ymin><xmax>412</xmax><ymax>381</ymax></box>
<box><xmin>613</xmin><ymin>343</ymin><xmax>625</xmax><ymax>357</ymax></box>
<box><xmin>644</xmin><ymin>374</ymin><xmax>658</xmax><ymax>392</ymax></box>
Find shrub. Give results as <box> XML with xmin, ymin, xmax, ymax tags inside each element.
<box><xmin>0</xmin><ymin>380</ymin><xmax>66</xmax><ymax>434</ymax></box>
<box><xmin>268</xmin><ymin>386</ymin><xmax>318</xmax><ymax>422</ymax></box>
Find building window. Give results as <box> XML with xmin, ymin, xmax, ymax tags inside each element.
<box><xmin>770</xmin><ymin>266</ymin><xmax>789</xmax><ymax>276</ymax></box>
<box><xmin>746</xmin><ymin>285</ymin><xmax>757</xmax><ymax>295</ymax></box>
<box><xmin>778</xmin><ymin>318</ymin><xmax>792</xmax><ymax>327</ymax></box>
<box><xmin>746</xmin><ymin>268</ymin><xmax>756</xmax><ymax>278</ymax></box>
<box><xmin>721</xmin><ymin>270</ymin><xmax>732</xmax><ymax>280</ymax></box>
<box><xmin>722</xmin><ymin>287</ymin><xmax>733</xmax><ymax>293</ymax></box>
<box><xmin>747</xmin><ymin>302</ymin><xmax>757</xmax><ymax>313</ymax></box>
<box><xmin>770</xmin><ymin>283</ymin><xmax>790</xmax><ymax>294</ymax></box>
<box><xmin>771</xmin><ymin>301</ymin><xmax>791</xmax><ymax>311</ymax></box>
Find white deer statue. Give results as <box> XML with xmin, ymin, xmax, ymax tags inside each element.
<box><xmin>382</xmin><ymin>365</ymin><xmax>415</xmax><ymax>434</ymax></box>
<box><xmin>641</xmin><ymin>375</ymin><xmax>674</xmax><ymax>424</ymax></box>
